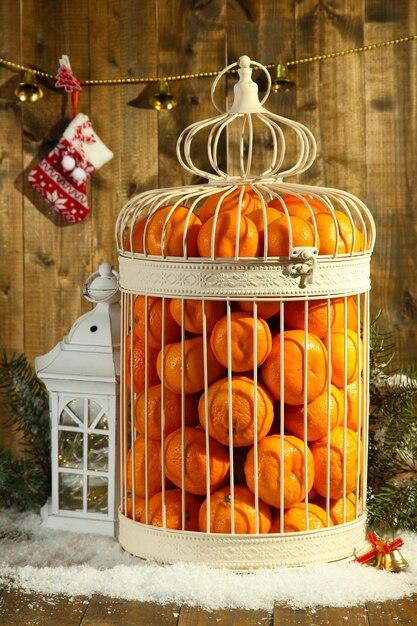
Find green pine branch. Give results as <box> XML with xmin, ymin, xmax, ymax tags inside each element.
<box><xmin>0</xmin><ymin>351</ymin><xmax>50</xmax><ymax>510</ymax></box>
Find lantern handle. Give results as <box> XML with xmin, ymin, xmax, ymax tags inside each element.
<box><xmin>83</xmin><ymin>264</ymin><xmax>120</xmax><ymax>303</ymax></box>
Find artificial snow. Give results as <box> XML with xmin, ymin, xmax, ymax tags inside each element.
<box><xmin>0</xmin><ymin>509</ymin><xmax>417</xmax><ymax>611</ymax></box>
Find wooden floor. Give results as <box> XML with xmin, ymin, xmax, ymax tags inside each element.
<box><xmin>0</xmin><ymin>588</ymin><xmax>416</xmax><ymax>626</ymax></box>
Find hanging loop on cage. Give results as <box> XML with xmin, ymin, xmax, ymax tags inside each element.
<box><xmin>83</xmin><ymin>262</ymin><xmax>120</xmax><ymax>303</ymax></box>
<box><xmin>286</xmin><ymin>246</ymin><xmax>318</xmax><ymax>288</ymax></box>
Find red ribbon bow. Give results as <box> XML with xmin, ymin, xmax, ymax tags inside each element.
<box><xmin>356</xmin><ymin>532</ymin><xmax>404</xmax><ymax>564</ymax></box>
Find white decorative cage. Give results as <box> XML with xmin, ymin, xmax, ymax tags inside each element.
<box><xmin>115</xmin><ymin>56</ymin><xmax>375</xmax><ymax>570</ymax></box>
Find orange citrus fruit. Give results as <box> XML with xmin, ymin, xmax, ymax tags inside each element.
<box><xmin>324</xmin><ymin>329</ymin><xmax>363</xmax><ymax>387</ymax></box>
<box><xmin>157</xmin><ymin>336</ymin><xmax>226</xmax><ymax>394</ymax></box>
<box><xmin>126</xmin><ymin>436</ymin><xmax>163</xmax><ymax>498</ymax></box>
<box><xmin>311</xmin><ymin>210</ymin><xmax>364</xmax><ymax>255</ymax></box>
<box><xmin>133</xmin><ymin>295</ymin><xmax>181</xmax><ymax>349</ymax></box>
<box><xmin>144</xmin><ymin>205</ymin><xmax>202</xmax><ymax>256</ymax></box>
<box><xmin>147</xmin><ymin>489</ymin><xmax>202</xmax><ymax>531</ymax></box>
<box><xmin>237</xmin><ymin>300</ymin><xmax>281</xmax><ymax>319</ymax></box>
<box><xmin>164</xmin><ymin>427</ymin><xmax>230</xmax><ymax>495</ymax></box>
<box><xmin>169</xmin><ymin>298</ymin><xmax>226</xmax><ymax>334</ymax></box>
<box><xmin>134</xmin><ymin>384</ymin><xmax>199</xmax><ymax>440</ymax></box>
<box><xmin>340</xmin><ymin>379</ymin><xmax>363</xmax><ymax>431</ymax></box>
<box><xmin>310</xmin><ymin>426</ymin><xmax>359</xmax><ymax>499</ymax></box>
<box><xmin>199</xmin><ymin>484</ymin><xmax>272</xmax><ymax>534</ymax></box>
<box><xmin>210</xmin><ymin>311</ymin><xmax>273</xmax><ymax>372</ymax></box>
<box><xmin>270</xmin><ymin>502</ymin><xmax>330</xmax><ymax>533</ymax></box>
<box><xmin>314</xmin><ymin>492</ymin><xmax>357</xmax><ymax>525</ymax></box>
<box><xmin>284</xmin><ymin>384</ymin><xmax>344</xmax><ymax>441</ymax></box>
<box><xmin>244</xmin><ymin>434</ymin><xmax>314</xmax><ymax>508</ymax></box>
<box><xmin>123</xmin><ymin>217</ymin><xmax>146</xmax><ymax>252</ymax></box>
<box><xmin>269</xmin><ymin>194</ymin><xmax>326</xmax><ymax>221</ymax></box>
<box><xmin>284</xmin><ymin>296</ymin><xmax>358</xmax><ymax>339</ymax></box>
<box><xmin>198</xmin><ymin>375</ymin><xmax>274</xmax><ymax>447</ymax></box>
<box><xmin>261</xmin><ymin>330</ymin><xmax>328</xmax><ymax>405</ymax></box>
<box><xmin>198</xmin><ymin>186</ymin><xmax>256</xmax><ymax>223</ymax></box>
<box><xmin>267</xmin><ymin>215</ymin><xmax>318</xmax><ymax>256</ymax></box>
<box><xmin>245</xmin><ymin>206</ymin><xmax>282</xmax><ymax>253</ymax></box>
<box><xmin>125</xmin><ymin>496</ymin><xmax>146</xmax><ymax>521</ymax></box>
<box><xmin>126</xmin><ymin>333</ymin><xmax>160</xmax><ymax>394</ymax></box>
<box><xmin>197</xmin><ymin>209</ymin><xmax>259</xmax><ymax>258</ymax></box>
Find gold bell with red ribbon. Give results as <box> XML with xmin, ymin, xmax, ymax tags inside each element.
<box><xmin>356</xmin><ymin>532</ymin><xmax>409</xmax><ymax>572</ymax></box>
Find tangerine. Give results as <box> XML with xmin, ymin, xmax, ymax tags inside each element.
<box><xmin>210</xmin><ymin>311</ymin><xmax>273</xmax><ymax>372</ymax></box>
<box><xmin>267</xmin><ymin>215</ymin><xmax>318</xmax><ymax>256</ymax></box>
<box><xmin>147</xmin><ymin>489</ymin><xmax>202</xmax><ymax>531</ymax></box>
<box><xmin>237</xmin><ymin>300</ymin><xmax>281</xmax><ymax>319</ymax></box>
<box><xmin>134</xmin><ymin>384</ymin><xmax>199</xmax><ymax>440</ymax></box>
<box><xmin>244</xmin><ymin>434</ymin><xmax>314</xmax><ymax>508</ymax></box>
<box><xmin>341</xmin><ymin>379</ymin><xmax>363</xmax><ymax>431</ymax></box>
<box><xmin>164</xmin><ymin>427</ymin><xmax>230</xmax><ymax>495</ymax></box>
<box><xmin>197</xmin><ymin>209</ymin><xmax>259</xmax><ymax>258</ymax></box>
<box><xmin>125</xmin><ymin>496</ymin><xmax>146</xmax><ymax>521</ymax></box>
<box><xmin>126</xmin><ymin>436</ymin><xmax>162</xmax><ymax>498</ymax></box>
<box><xmin>314</xmin><ymin>492</ymin><xmax>357</xmax><ymax>525</ymax></box>
<box><xmin>284</xmin><ymin>384</ymin><xmax>344</xmax><ymax>441</ymax></box>
<box><xmin>198</xmin><ymin>375</ymin><xmax>274</xmax><ymax>447</ymax></box>
<box><xmin>157</xmin><ymin>336</ymin><xmax>226</xmax><ymax>394</ymax></box>
<box><xmin>199</xmin><ymin>484</ymin><xmax>272</xmax><ymax>534</ymax></box>
<box><xmin>124</xmin><ymin>217</ymin><xmax>146</xmax><ymax>252</ymax></box>
<box><xmin>311</xmin><ymin>210</ymin><xmax>364</xmax><ymax>255</ymax></box>
<box><xmin>144</xmin><ymin>205</ymin><xmax>202</xmax><ymax>257</ymax></box>
<box><xmin>126</xmin><ymin>333</ymin><xmax>160</xmax><ymax>394</ymax></box>
<box><xmin>198</xmin><ymin>186</ymin><xmax>255</xmax><ymax>223</ymax></box>
<box><xmin>324</xmin><ymin>329</ymin><xmax>363</xmax><ymax>387</ymax></box>
<box><xmin>310</xmin><ymin>426</ymin><xmax>358</xmax><ymax>499</ymax></box>
<box><xmin>269</xmin><ymin>194</ymin><xmax>326</xmax><ymax>221</ymax></box>
<box><xmin>245</xmin><ymin>206</ymin><xmax>282</xmax><ymax>253</ymax></box>
<box><xmin>133</xmin><ymin>295</ymin><xmax>181</xmax><ymax>349</ymax></box>
<box><xmin>261</xmin><ymin>330</ymin><xmax>328</xmax><ymax>405</ymax></box>
<box><xmin>270</xmin><ymin>501</ymin><xmax>330</xmax><ymax>533</ymax></box>
<box><xmin>169</xmin><ymin>298</ymin><xmax>226</xmax><ymax>334</ymax></box>
<box><xmin>284</xmin><ymin>297</ymin><xmax>358</xmax><ymax>339</ymax></box>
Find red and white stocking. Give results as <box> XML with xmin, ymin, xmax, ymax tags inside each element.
<box><xmin>28</xmin><ymin>113</ymin><xmax>113</xmax><ymax>223</ymax></box>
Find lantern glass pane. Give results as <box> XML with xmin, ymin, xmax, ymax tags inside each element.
<box><xmin>87</xmin><ymin>475</ymin><xmax>108</xmax><ymax>514</ymax></box>
<box><xmin>59</xmin><ymin>473</ymin><xmax>83</xmax><ymax>511</ymax></box>
<box><xmin>88</xmin><ymin>399</ymin><xmax>103</xmax><ymax>427</ymax></box>
<box><xmin>88</xmin><ymin>433</ymin><xmax>109</xmax><ymax>471</ymax></box>
<box><xmin>60</xmin><ymin>401</ymin><xmax>83</xmax><ymax>427</ymax></box>
<box><xmin>95</xmin><ymin>414</ymin><xmax>109</xmax><ymax>430</ymax></box>
<box><xmin>58</xmin><ymin>431</ymin><xmax>84</xmax><ymax>469</ymax></box>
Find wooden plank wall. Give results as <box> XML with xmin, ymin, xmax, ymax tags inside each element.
<box><xmin>0</xmin><ymin>1</ymin><xmax>416</xmax><ymax>390</ymax></box>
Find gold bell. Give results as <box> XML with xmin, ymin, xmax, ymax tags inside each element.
<box><xmin>382</xmin><ymin>549</ymin><xmax>409</xmax><ymax>573</ymax></box>
<box><xmin>272</xmin><ymin>62</ymin><xmax>295</xmax><ymax>93</ymax></box>
<box><xmin>15</xmin><ymin>71</ymin><xmax>44</xmax><ymax>102</ymax></box>
<box><xmin>151</xmin><ymin>80</ymin><xmax>177</xmax><ymax>110</ymax></box>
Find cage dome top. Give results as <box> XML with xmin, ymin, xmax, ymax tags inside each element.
<box><xmin>116</xmin><ymin>56</ymin><xmax>375</xmax><ymax>298</ymax></box>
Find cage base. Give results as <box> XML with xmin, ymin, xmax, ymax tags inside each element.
<box><xmin>118</xmin><ymin>510</ymin><xmax>367</xmax><ymax>570</ymax></box>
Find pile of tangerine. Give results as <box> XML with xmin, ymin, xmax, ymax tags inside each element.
<box><xmin>125</xmin><ymin>188</ymin><xmax>366</xmax><ymax>258</ymax></box>
<box><xmin>124</xmin><ymin>191</ymin><xmax>364</xmax><ymax>535</ymax></box>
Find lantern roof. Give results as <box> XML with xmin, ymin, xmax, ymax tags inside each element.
<box><xmin>36</xmin><ymin>264</ymin><xmax>120</xmax><ymax>386</ymax></box>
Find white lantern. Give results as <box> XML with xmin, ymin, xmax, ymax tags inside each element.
<box><xmin>36</xmin><ymin>262</ymin><xmax>120</xmax><ymax>536</ymax></box>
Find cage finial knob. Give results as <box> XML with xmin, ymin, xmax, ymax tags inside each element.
<box><xmin>228</xmin><ymin>55</ymin><xmax>266</xmax><ymax>114</ymax></box>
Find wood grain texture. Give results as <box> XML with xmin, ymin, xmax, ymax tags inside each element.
<box><xmin>0</xmin><ymin>0</ymin><xmax>25</xmax><ymax>454</ymax></box>
<box><xmin>21</xmin><ymin>0</ymin><xmax>92</xmax><ymax>368</ymax></box>
<box><xmin>0</xmin><ymin>589</ymin><xmax>88</xmax><ymax>626</ymax></box>
<box><xmin>274</xmin><ymin>603</ymin><xmax>369</xmax><ymax>625</ymax></box>
<box><xmin>367</xmin><ymin>595</ymin><xmax>417</xmax><ymax>625</ymax></box>
<box><xmin>157</xmin><ymin>0</ymin><xmax>226</xmax><ymax>187</ymax></box>
<box><xmin>178</xmin><ymin>605</ymin><xmax>272</xmax><ymax>625</ymax></box>
<box><xmin>81</xmin><ymin>595</ymin><xmax>180</xmax><ymax>626</ymax></box>
<box><xmin>364</xmin><ymin>1</ymin><xmax>417</xmax><ymax>366</ymax></box>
